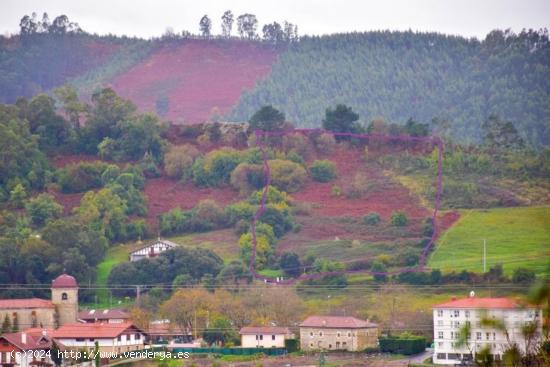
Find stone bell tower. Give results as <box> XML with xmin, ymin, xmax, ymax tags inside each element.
<box><xmin>51</xmin><ymin>274</ymin><xmax>79</xmax><ymax>327</ymax></box>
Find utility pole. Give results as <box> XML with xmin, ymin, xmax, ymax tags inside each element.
<box><xmin>483</xmin><ymin>239</ymin><xmax>487</xmax><ymax>273</ymax></box>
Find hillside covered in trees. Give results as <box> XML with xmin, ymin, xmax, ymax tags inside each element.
<box><xmin>230</xmin><ymin>30</ymin><xmax>550</xmax><ymax>148</ymax></box>
<box><xmin>1</xmin><ymin>14</ymin><xmax>549</xmax><ymax>147</ymax></box>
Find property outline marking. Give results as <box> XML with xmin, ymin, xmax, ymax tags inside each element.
<box><xmin>249</xmin><ymin>128</ymin><xmax>444</xmax><ymax>285</ymax></box>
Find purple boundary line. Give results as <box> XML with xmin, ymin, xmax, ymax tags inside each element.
<box><xmin>249</xmin><ymin>128</ymin><xmax>444</xmax><ymax>285</ymax></box>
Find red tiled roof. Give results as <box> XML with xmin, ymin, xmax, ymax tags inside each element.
<box><xmin>51</xmin><ymin>322</ymin><xmax>143</xmax><ymax>339</ymax></box>
<box><xmin>146</xmin><ymin>323</ymin><xmax>189</xmax><ymax>336</ymax></box>
<box><xmin>434</xmin><ymin>297</ymin><xmax>535</xmax><ymax>309</ymax></box>
<box><xmin>300</xmin><ymin>316</ymin><xmax>377</xmax><ymax>329</ymax></box>
<box><xmin>51</xmin><ymin>274</ymin><xmax>78</xmax><ymax>289</ymax></box>
<box><xmin>0</xmin><ymin>298</ymin><xmax>54</xmax><ymax>309</ymax></box>
<box><xmin>240</xmin><ymin>326</ymin><xmax>291</xmax><ymax>335</ymax></box>
<box><xmin>78</xmin><ymin>309</ymin><xmax>130</xmax><ymax>321</ymax></box>
<box><xmin>0</xmin><ymin>331</ymin><xmax>52</xmax><ymax>350</ymax></box>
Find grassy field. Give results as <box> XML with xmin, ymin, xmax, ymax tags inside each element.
<box><xmin>168</xmin><ymin>229</ymin><xmax>240</xmax><ymax>263</ymax></box>
<box><xmin>429</xmin><ymin>206</ymin><xmax>550</xmax><ymax>276</ymax></box>
<box><xmin>93</xmin><ymin>242</ymin><xmax>142</xmax><ymax>307</ymax></box>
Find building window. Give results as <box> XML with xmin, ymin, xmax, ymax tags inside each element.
<box><xmin>347</xmin><ymin>332</ymin><xmax>351</xmax><ymax>337</ymax></box>
<box><xmin>61</xmin><ymin>292</ymin><xmax>68</xmax><ymax>300</ymax></box>
<box><xmin>135</xmin><ymin>334</ymin><xmax>141</xmax><ymax>340</ymax></box>
<box><xmin>437</xmin><ymin>310</ymin><xmax>443</xmax><ymax>317</ymax></box>
<box><xmin>465</xmin><ymin>321</ymin><xmax>471</xmax><ymax>327</ymax></box>
<box><xmin>437</xmin><ymin>320</ymin><xmax>443</xmax><ymax>326</ymax></box>
<box><xmin>337</xmin><ymin>332</ymin><xmax>341</xmax><ymax>337</ymax></box>
<box><xmin>319</xmin><ymin>332</ymin><xmax>323</xmax><ymax>337</ymax></box>
<box><xmin>453</xmin><ymin>310</ymin><xmax>460</xmax><ymax>318</ymax></box>
<box><xmin>486</xmin><ymin>332</ymin><xmax>490</xmax><ymax>340</ymax></box>
<box><xmin>465</xmin><ymin>310</ymin><xmax>470</xmax><ymax>318</ymax></box>
<box><xmin>310</xmin><ymin>343</ymin><xmax>314</xmax><ymax>347</ymax></box>
<box><xmin>272</xmin><ymin>335</ymin><xmax>275</xmax><ymax>340</ymax></box>
<box><xmin>259</xmin><ymin>335</ymin><xmax>263</xmax><ymax>340</ymax></box>
<box><xmin>117</xmin><ymin>335</ymin><xmax>122</xmax><ymax>342</ymax></box>
<box><xmin>438</xmin><ymin>331</ymin><xmax>444</xmax><ymax>339</ymax></box>
<box><xmin>76</xmin><ymin>338</ymin><xmax>84</xmax><ymax>342</ymax></box>
<box><xmin>329</xmin><ymin>344</ymin><xmax>332</xmax><ymax>349</ymax></box>
<box><xmin>438</xmin><ymin>342</ymin><xmax>443</xmax><ymax>348</ymax></box>
<box><xmin>310</xmin><ymin>332</ymin><xmax>313</xmax><ymax>337</ymax></box>
<box><xmin>476</xmin><ymin>332</ymin><xmax>481</xmax><ymax>341</ymax></box>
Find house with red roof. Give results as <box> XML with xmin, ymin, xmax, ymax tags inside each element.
<box><xmin>0</xmin><ymin>328</ymin><xmax>54</xmax><ymax>367</ymax></box>
<box><xmin>299</xmin><ymin>316</ymin><xmax>378</xmax><ymax>351</ymax></box>
<box><xmin>50</xmin><ymin>322</ymin><xmax>147</xmax><ymax>354</ymax></box>
<box><xmin>0</xmin><ymin>274</ymin><xmax>79</xmax><ymax>330</ymax></box>
<box><xmin>432</xmin><ymin>293</ymin><xmax>542</xmax><ymax>365</ymax></box>
<box><xmin>239</xmin><ymin>326</ymin><xmax>294</xmax><ymax>348</ymax></box>
<box><xmin>78</xmin><ymin>309</ymin><xmax>130</xmax><ymax>324</ymax></box>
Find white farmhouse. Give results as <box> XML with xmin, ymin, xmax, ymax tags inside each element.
<box><xmin>51</xmin><ymin>322</ymin><xmax>147</xmax><ymax>354</ymax></box>
<box><xmin>432</xmin><ymin>294</ymin><xmax>542</xmax><ymax>365</ymax></box>
<box><xmin>129</xmin><ymin>239</ymin><xmax>178</xmax><ymax>262</ymax></box>
<box><xmin>239</xmin><ymin>327</ymin><xmax>294</xmax><ymax>348</ymax></box>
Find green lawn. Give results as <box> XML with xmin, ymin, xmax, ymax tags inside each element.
<box><xmin>93</xmin><ymin>243</ymin><xmax>141</xmax><ymax>306</ymax></box>
<box><xmin>429</xmin><ymin>206</ymin><xmax>550</xmax><ymax>276</ymax></box>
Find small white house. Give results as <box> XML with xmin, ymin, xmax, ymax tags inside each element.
<box><xmin>239</xmin><ymin>327</ymin><xmax>293</xmax><ymax>348</ymax></box>
<box><xmin>129</xmin><ymin>239</ymin><xmax>178</xmax><ymax>262</ymax></box>
<box><xmin>78</xmin><ymin>309</ymin><xmax>130</xmax><ymax>324</ymax></box>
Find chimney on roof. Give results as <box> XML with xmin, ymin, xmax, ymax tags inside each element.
<box><xmin>21</xmin><ymin>332</ymin><xmax>27</xmax><ymax>344</ymax></box>
<box><xmin>42</xmin><ymin>330</ymin><xmax>47</xmax><ymax>337</ymax></box>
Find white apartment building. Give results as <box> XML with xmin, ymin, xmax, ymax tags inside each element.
<box><xmin>432</xmin><ymin>294</ymin><xmax>542</xmax><ymax>365</ymax></box>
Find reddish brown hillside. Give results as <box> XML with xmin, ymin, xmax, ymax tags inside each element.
<box><xmin>110</xmin><ymin>40</ymin><xmax>279</xmax><ymax>123</ymax></box>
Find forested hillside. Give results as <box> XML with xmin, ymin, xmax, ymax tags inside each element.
<box><xmin>230</xmin><ymin>30</ymin><xmax>550</xmax><ymax>147</ymax></box>
<box><xmin>0</xmin><ymin>13</ymin><xmax>150</xmax><ymax>103</ymax></box>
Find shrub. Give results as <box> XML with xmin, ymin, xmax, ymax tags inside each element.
<box><xmin>194</xmin><ymin>200</ymin><xmax>227</xmax><ymax>228</ymax></box>
<box><xmin>268</xmin><ymin>159</ymin><xmax>307</xmax><ymax>193</ymax></box>
<box><xmin>224</xmin><ymin>201</ymin><xmax>256</xmax><ymax>225</ymax></box>
<box><xmin>164</xmin><ymin>144</ymin><xmax>201</xmax><ymax>181</ymax></box>
<box><xmin>379</xmin><ymin>334</ymin><xmax>426</xmax><ymax>355</ymax></box>
<box><xmin>192</xmin><ymin>148</ymin><xmax>243</xmax><ymax>187</ymax></box>
<box><xmin>230</xmin><ymin>163</ymin><xmax>265</xmax><ymax>194</ymax></box>
<box><xmin>25</xmin><ymin>193</ymin><xmax>63</xmax><ymax>227</ymax></box>
<box><xmin>391</xmin><ymin>211</ymin><xmax>408</xmax><ymax>226</ymax></box>
<box><xmin>512</xmin><ymin>268</ymin><xmax>536</xmax><ymax>283</ymax></box>
<box><xmin>248</xmin><ymin>186</ymin><xmax>290</xmax><ymax>205</ymax></box>
<box><xmin>309</xmin><ymin>160</ymin><xmax>337</xmax><ymax>182</ymax></box>
<box><xmin>57</xmin><ymin>162</ymin><xmax>109</xmax><ymax>193</ymax></box>
<box><xmin>422</xmin><ymin>217</ymin><xmax>434</xmax><ymax>237</ymax></box>
<box><xmin>259</xmin><ymin>204</ymin><xmax>294</xmax><ymax>238</ymax></box>
<box><xmin>279</xmin><ymin>252</ymin><xmax>302</xmax><ymax>277</ymax></box>
<box><xmin>239</xmin><ymin>232</ymin><xmax>274</xmax><ymax>270</ymax></box>
<box><xmin>397</xmin><ymin>249</ymin><xmax>420</xmax><ymax>267</ymax></box>
<box><xmin>313</xmin><ymin>133</ymin><xmax>336</xmax><ymax>154</ymax></box>
<box><xmin>139</xmin><ymin>153</ymin><xmax>161</xmax><ymax>178</ymax></box>
<box><xmin>363</xmin><ymin>212</ymin><xmax>381</xmax><ymax>225</ymax></box>
<box><xmin>282</xmin><ymin>133</ymin><xmax>311</xmax><ymax>159</ymax></box>
<box><xmin>101</xmin><ymin>165</ymin><xmax>121</xmax><ymax>186</ymax></box>
<box><xmin>234</xmin><ymin>219</ymin><xmax>250</xmax><ymax>236</ymax></box>
<box><xmin>331</xmin><ymin>185</ymin><xmax>342</xmax><ymax>197</ymax></box>
<box><xmin>9</xmin><ymin>183</ymin><xmax>27</xmax><ymax>208</ymax></box>
<box><xmin>344</xmin><ymin>172</ymin><xmax>368</xmax><ymax>198</ymax></box>
<box><xmin>371</xmin><ymin>261</ymin><xmax>387</xmax><ymax>282</ymax></box>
